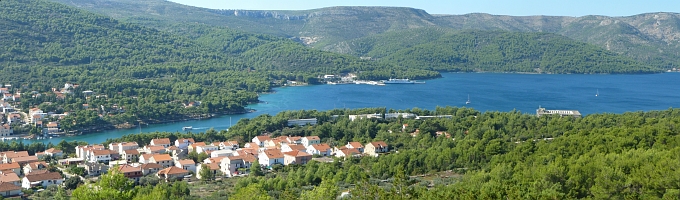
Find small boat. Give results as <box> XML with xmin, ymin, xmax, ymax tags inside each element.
<box><xmin>595</xmin><ymin>89</ymin><xmax>599</xmax><ymax>97</ymax></box>
<box><xmin>182</xmin><ymin>126</ymin><xmax>193</xmax><ymax>130</ymax></box>
<box><xmin>466</xmin><ymin>94</ymin><xmax>471</xmax><ymax>104</ymax></box>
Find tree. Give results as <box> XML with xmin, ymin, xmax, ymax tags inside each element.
<box><xmin>55</xmin><ymin>186</ymin><xmax>68</xmax><ymax>200</ymax></box>
<box><xmin>199</xmin><ymin>164</ymin><xmax>214</xmax><ymax>182</ymax></box>
<box><xmin>251</xmin><ymin>160</ymin><xmax>263</xmax><ymax>176</ymax></box>
<box><xmin>299</xmin><ymin>178</ymin><xmax>339</xmax><ymax>200</ymax></box>
<box><xmin>72</xmin><ymin>168</ymin><xmax>136</xmax><ymax>200</ymax></box>
<box><xmin>65</xmin><ymin>176</ymin><xmax>84</xmax><ymax>190</ymax></box>
<box><xmin>231</xmin><ymin>183</ymin><xmax>271</xmax><ymax>200</ymax></box>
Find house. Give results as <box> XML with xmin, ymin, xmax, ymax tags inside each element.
<box><xmin>22</xmin><ymin>172</ymin><xmax>63</xmax><ymax>189</ymax></box>
<box><xmin>157</xmin><ymin>166</ymin><xmax>190</xmax><ymax>181</ymax></box>
<box><xmin>43</xmin><ymin>148</ymin><xmax>63</xmax><ymax>158</ymax></box>
<box><xmin>0</xmin><ymin>163</ymin><xmax>20</xmax><ymax>175</ymax></box>
<box><xmin>285</xmin><ymin>136</ymin><xmax>302</xmax><ymax>145</ymax></box>
<box><xmin>140</xmin><ymin>163</ymin><xmax>163</xmax><ymax>175</ymax></box>
<box><xmin>118</xmin><ymin>165</ymin><xmax>143</xmax><ymax>182</ymax></box>
<box><xmin>114</xmin><ymin>142</ymin><xmax>139</xmax><ymax>154</ymax></box>
<box><xmin>210</xmin><ymin>149</ymin><xmax>236</xmax><ymax>158</ymax></box>
<box><xmin>22</xmin><ymin>161</ymin><xmax>48</xmax><ymax>175</ymax></box>
<box><xmin>0</xmin><ymin>182</ymin><xmax>22</xmax><ymax>197</ymax></box>
<box><xmin>167</xmin><ymin>146</ymin><xmax>183</xmax><ymax>159</ymax></box>
<box><xmin>301</xmin><ymin>136</ymin><xmax>321</xmax><ymax>147</ymax></box>
<box><xmin>149</xmin><ymin>154</ymin><xmax>174</xmax><ymax>168</ymax></box>
<box><xmin>6</xmin><ymin>113</ymin><xmax>21</xmax><ymax>125</ymax></box>
<box><xmin>122</xmin><ymin>149</ymin><xmax>140</xmax><ymax>163</ymax></box>
<box><xmin>244</xmin><ymin>142</ymin><xmax>259</xmax><ymax>149</ymax></box>
<box><xmin>345</xmin><ymin>142</ymin><xmax>365</xmax><ymax>153</ymax></box>
<box><xmin>150</xmin><ymin>138</ymin><xmax>172</xmax><ymax>148</ymax></box>
<box><xmin>57</xmin><ymin>158</ymin><xmax>84</xmax><ymax>166</ymax></box>
<box><xmin>281</xmin><ymin>144</ymin><xmax>307</xmax><ymax>153</ymax></box>
<box><xmin>25</xmin><ymin>170</ymin><xmax>49</xmax><ymax>176</ymax></box>
<box><xmin>196</xmin><ymin>163</ymin><xmax>220</xmax><ymax>179</ymax></box>
<box><xmin>174</xmin><ymin>138</ymin><xmax>195</xmax><ymax>150</ymax></box>
<box><xmin>364</xmin><ymin>141</ymin><xmax>389</xmax><ymax>157</ymax></box>
<box><xmin>283</xmin><ymin>150</ymin><xmax>312</xmax><ymax>165</ymax></box>
<box><xmin>196</xmin><ymin>145</ymin><xmax>218</xmax><ymax>154</ymax></box>
<box><xmin>216</xmin><ymin>141</ymin><xmax>239</xmax><ymax>150</ymax></box>
<box><xmin>187</xmin><ymin>142</ymin><xmax>206</xmax><ymax>153</ymax></box>
<box><xmin>175</xmin><ymin>159</ymin><xmax>196</xmax><ymax>173</ymax></box>
<box><xmin>75</xmin><ymin>145</ymin><xmax>105</xmax><ymax>160</ymax></box>
<box><xmin>144</xmin><ymin>145</ymin><xmax>166</xmax><ymax>154</ymax></box>
<box><xmin>12</xmin><ymin>156</ymin><xmax>39</xmax><ymax>166</ymax></box>
<box><xmin>263</xmin><ymin>139</ymin><xmax>283</xmax><ymax>148</ymax></box>
<box><xmin>44</xmin><ymin>122</ymin><xmax>59</xmax><ymax>134</ymax></box>
<box><xmin>258</xmin><ymin>149</ymin><xmax>284</xmax><ymax>168</ymax></box>
<box><xmin>88</xmin><ymin>150</ymin><xmax>111</xmax><ymax>163</ymax></box>
<box><xmin>251</xmin><ymin>136</ymin><xmax>271</xmax><ymax>147</ymax></box>
<box><xmin>79</xmin><ymin>162</ymin><xmax>109</xmax><ymax>177</ymax></box>
<box><xmin>220</xmin><ymin>155</ymin><xmax>253</xmax><ymax>177</ymax></box>
<box><xmin>139</xmin><ymin>154</ymin><xmax>154</xmax><ymax>164</ymax></box>
<box><xmin>306</xmin><ymin>144</ymin><xmax>332</xmax><ymax>156</ymax></box>
<box><xmin>0</xmin><ymin>172</ymin><xmax>21</xmax><ymax>186</ymax></box>
<box><xmin>1</xmin><ymin>151</ymin><xmax>29</xmax><ymax>164</ymax></box>
<box><xmin>335</xmin><ymin>148</ymin><xmax>362</xmax><ymax>159</ymax></box>
<box><xmin>0</xmin><ymin>124</ymin><xmax>12</xmax><ymax>137</ymax></box>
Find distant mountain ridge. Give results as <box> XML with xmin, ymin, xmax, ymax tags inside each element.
<box><xmin>47</xmin><ymin>0</ymin><xmax>680</xmax><ymax>69</ymax></box>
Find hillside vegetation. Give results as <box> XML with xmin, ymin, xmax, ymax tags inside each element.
<box><xmin>77</xmin><ymin>107</ymin><xmax>680</xmax><ymax>199</ymax></box>
<box><xmin>367</xmin><ymin>29</ymin><xmax>655</xmax><ymax>74</ymax></box>
<box><xmin>50</xmin><ymin>0</ymin><xmax>680</xmax><ymax>70</ymax></box>
<box><xmin>0</xmin><ymin>0</ymin><xmax>438</xmax><ymax>130</ymax></box>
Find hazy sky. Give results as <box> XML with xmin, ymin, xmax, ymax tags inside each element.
<box><xmin>168</xmin><ymin>0</ymin><xmax>677</xmax><ymax>16</ymax></box>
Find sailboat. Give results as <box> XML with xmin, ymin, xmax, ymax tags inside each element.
<box><xmin>596</xmin><ymin>89</ymin><xmax>599</xmax><ymax>97</ymax></box>
<box><xmin>466</xmin><ymin>94</ymin><xmax>471</xmax><ymax>104</ymax></box>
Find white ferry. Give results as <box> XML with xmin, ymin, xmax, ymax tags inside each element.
<box><xmin>382</xmin><ymin>78</ymin><xmax>415</xmax><ymax>84</ymax></box>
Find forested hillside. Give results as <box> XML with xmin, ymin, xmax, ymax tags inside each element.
<box><xmin>70</xmin><ymin>107</ymin><xmax>680</xmax><ymax>199</ymax></box>
<box><xmin>50</xmin><ymin>0</ymin><xmax>680</xmax><ymax>70</ymax></box>
<box><xmin>0</xmin><ymin>0</ymin><xmax>439</xmax><ymax>132</ymax></box>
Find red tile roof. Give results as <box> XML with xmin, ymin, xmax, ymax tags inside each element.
<box><xmin>305</xmin><ymin>136</ymin><xmax>320</xmax><ymax>141</ymax></box>
<box><xmin>1</xmin><ymin>151</ymin><xmax>29</xmax><ymax>159</ymax></box>
<box><xmin>348</xmin><ymin>142</ymin><xmax>364</xmax><ymax>148</ymax></box>
<box><xmin>92</xmin><ymin>149</ymin><xmax>111</xmax><ymax>156</ymax></box>
<box><xmin>0</xmin><ymin>172</ymin><xmax>20</xmax><ymax>183</ymax></box>
<box><xmin>262</xmin><ymin>149</ymin><xmax>284</xmax><ymax>159</ymax></box>
<box><xmin>158</xmin><ymin>166</ymin><xmax>189</xmax><ymax>175</ymax></box>
<box><xmin>283</xmin><ymin>150</ymin><xmax>311</xmax><ymax>158</ymax></box>
<box><xmin>45</xmin><ymin>148</ymin><xmax>62</xmax><ymax>154</ymax></box>
<box><xmin>24</xmin><ymin>172</ymin><xmax>62</xmax><ymax>182</ymax></box>
<box><xmin>309</xmin><ymin>144</ymin><xmax>332</xmax><ymax>152</ymax></box>
<box><xmin>151</xmin><ymin>154</ymin><xmax>172</xmax><ymax>162</ymax></box>
<box><xmin>118</xmin><ymin>165</ymin><xmax>142</xmax><ymax>173</ymax></box>
<box><xmin>0</xmin><ymin>163</ymin><xmax>20</xmax><ymax>171</ymax></box>
<box><xmin>0</xmin><ymin>182</ymin><xmax>21</xmax><ymax>192</ymax></box>
<box><xmin>140</xmin><ymin>163</ymin><xmax>163</xmax><ymax>169</ymax></box>
<box><xmin>286</xmin><ymin>144</ymin><xmax>307</xmax><ymax>151</ymax></box>
<box><xmin>370</xmin><ymin>141</ymin><xmax>388</xmax><ymax>148</ymax></box>
<box><xmin>151</xmin><ymin>138</ymin><xmax>171</xmax><ymax>145</ymax></box>
<box><xmin>177</xmin><ymin>159</ymin><xmax>195</xmax><ymax>165</ymax></box>
<box><xmin>176</xmin><ymin>138</ymin><xmax>195</xmax><ymax>143</ymax></box>
<box><xmin>124</xmin><ymin>149</ymin><xmax>140</xmax><ymax>155</ymax></box>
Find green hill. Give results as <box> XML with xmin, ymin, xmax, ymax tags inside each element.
<box><xmin>0</xmin><ymin>0</ymin><xmax>441</xmax><ymax>131</ymax></box>
<box><xmin>49</xmin><ymin>0</ymin><xmax>680</xmax><ymax>70</ymax></box>
<box><xmin>332</xmin><ymin>28</ymin><xmax>656</xmax><ymax>74</ymax></box>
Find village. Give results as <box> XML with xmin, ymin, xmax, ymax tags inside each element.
<box><xmin>0</xmin><ymin>133</ymin><xmax>390</xmax><ymax>198</ymax></box>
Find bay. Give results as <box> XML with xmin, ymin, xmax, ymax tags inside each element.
<box><xmin>19</xmin><ymin>73</ymin><xmax>680</xmax><ymax>145</ymax></box>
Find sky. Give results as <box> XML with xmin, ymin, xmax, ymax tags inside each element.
<box><xmin>168</xmin><ymin>0</ymin><xmax>677</xmax><ymax>17</ymax></box>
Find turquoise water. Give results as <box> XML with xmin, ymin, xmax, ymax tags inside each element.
<box><xmin>20</xmin><ymin>73</ymin><xmax>680</xmax><ymax>144</ymax></box>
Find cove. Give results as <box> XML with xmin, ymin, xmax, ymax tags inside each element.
<box><xmin>19</xmin><ymin>73</ymin><xmax>680</xmax><ymax>145</ymax></box>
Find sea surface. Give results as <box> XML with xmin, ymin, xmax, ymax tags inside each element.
<box><xmin>17</xmin><ymin>73</ymin><xmax>680</xmax><ymax>144</ymax></box>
